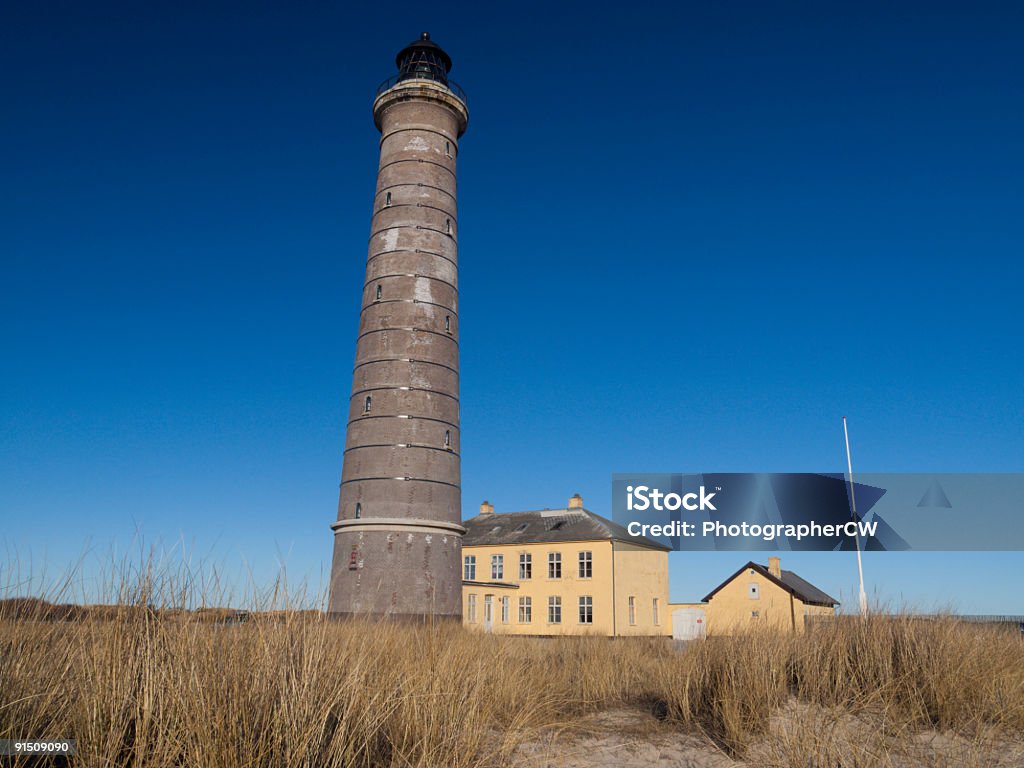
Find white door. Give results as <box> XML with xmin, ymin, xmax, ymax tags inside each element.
<box><xmin>672</xmin><ymin>607</ymin><xmax>706</xmax><ymax>640</ymax></box>
<box><xmin>484</xmin><ymin>595</ymin><xmax>493</xmax><ymax>633</ymax></box>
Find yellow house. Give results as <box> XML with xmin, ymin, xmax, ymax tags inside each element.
<box><xmin>461</xmin><ymin>494</ymin><xmax>670</xmax><ymax>636</ymax></box>
<box><xmin>696</xmin><ymin>557</ymin><xmax>838</xmax><ymax>634</ymax></box>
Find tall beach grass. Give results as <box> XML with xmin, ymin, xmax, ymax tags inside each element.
<box><xmin>2</xmin><ymin>558</ymin><xmax>1022</xmax><ymax>766</ymax></box>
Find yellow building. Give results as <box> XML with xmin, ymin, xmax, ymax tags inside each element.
<box><xmin>461</xmin><ymin>494</ymin><xmax>670</xmax><ymax>636</ymax></box>
<box><xmin>693</xmin><ymin>557</ymin><xmax>838</xmax><ymax>634</ymax></box>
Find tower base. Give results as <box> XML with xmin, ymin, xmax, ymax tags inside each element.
<box><xmin>327</xmin><ymin>525</ymin><xmax>463</xmax><ymax>619</ymax></box>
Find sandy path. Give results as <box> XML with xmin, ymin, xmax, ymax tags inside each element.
<box><xmin>513</xmin><ymin>708</ymin><xmax>736</xmax><ymax>768</ymax></box>
<box><xmin>512</xmin><ymin>704</ymin><xmax>1024</xmax><ymax>767</ymax></box>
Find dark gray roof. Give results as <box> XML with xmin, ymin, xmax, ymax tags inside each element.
<box><xmin>776</xmin><ymin>568</ymin><xmax>839</xmax><ymax>607</ymax></box>
<box><xmin>462</xmin><ymin>508</ymin><xmax>669</xmax><ymax>551</ymax></box>
<box><xmin>702</xmin><ymin>561</ymin><xmax>839</xmax><ymax>607</ymax></box>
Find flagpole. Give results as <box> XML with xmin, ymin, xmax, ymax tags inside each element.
<box><xmin>843</xmin><ymin>416</ymin><xmax>869</xmax><ymax>617</ymax></box>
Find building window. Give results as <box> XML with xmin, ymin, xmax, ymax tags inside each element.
<box><xmin>748</xmin><ymin>583</ymin><xmax>760</xmax><ymax>600</ymax></box>
<box><xmin>445</xmin><ymin>140</ymin><xmax>451</xmax><ymax>157</ymax></box>
<box><xmin>491</xmin><ymin>555</ymin><xmax>503</xmax><ymax>580</ymax></box>
<box><xmin>653</xmin><ymin>598</ymin><xmax>660</xmax><ymax>626</ymax></box>
<box><xmin>354</xmin><ymin>503</ymin><xmax>362</xmax><ymax>519</ymax></box>
<box><xmin>467</xmin><ymin>594</ymin><xmax>477</xmax><ymax>623</ymax></box>
<box><xmin>385</xmin><ymin>191</ymin><xmax>392</xmax><ymax>206</ymax></box>
<box><xmin>501</xmin><ymin>596</ymin><xmax>509</xmax><ymax>624</ymax></box>
<box><xmin>578</xmin><ymin>551</ymin><xmax>592</xmax><ymax>579</ymax></box>
<box><xmin>463</xmin><ymin>555</ymin><xmax>476</xmax><ymax>581</ymax></box>
<box><xmin>548</xmin><ymin>596</ymin><xmax>562</xmax><ymax>624</ymax></box>
<box><xmin>445</xmin><ymin>315</ymin><xmax>451</xmax><ymax>333</ymax></box>
<box><xmin>519</xmin><ymin>553</ymin><xmax>532</xmax><ymax>579</ymax></box>
<box><xmin>445</xmin><ymin>218</ymin><xmax>451</xmax><ymax>234</ymax></box>
<box><xmin>375</xmin><ymin>284</ymin><xmax>382</xmax><ymax>300</ymax></box>
<box><xmin>444</xmin><ymin>430</ymin><xmax>451</xmax><ymax>448</ymax></box>
<box><xmin>363</xmin><ymin>395</ymin><xmax>372</xmax><ymax>414</ymax></box>
<box><xmin>751</xmin><ymin>610</ymin><xmax>760</xmax><ymax>619</ymax></box>
<box><xmin>579</xmin><ymin>596</ymin><xmax>593</xmax><ymax>625</ymax></box>
<box><xmin>548</xmin><ymin>552</ymin><xmax>562</xmax><ymax>579</ymax></box>
<box><xmin>628</xmin><ymin>596</ymin><xmax>636</xmax><ymax>625</ymax></box>
<box><xmin>518</xmin><ymin>597</ymin><xmax>532</xmax><ymax>623</ymax></box>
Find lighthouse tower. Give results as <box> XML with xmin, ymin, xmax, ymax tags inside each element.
<box><xmin>328</xmin><ymin>34</ymin><xmax>468</xmax><ymax>619</ymax></box>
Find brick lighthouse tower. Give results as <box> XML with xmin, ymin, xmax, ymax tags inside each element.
<box><xmin>328</xmin><ymin>33</ymin><xmax>468</xmax><ymax>619</ymax></box>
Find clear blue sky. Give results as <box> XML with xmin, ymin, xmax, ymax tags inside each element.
<box><xmin>2</xmin><ymin>1</ymin><xmax>1022</xmax><ymax>612</ymax></box>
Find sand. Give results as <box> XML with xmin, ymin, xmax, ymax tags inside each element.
<box><xmin>513</xmin><ymin>703</ymin><xmax>1024</xmax><ymax>768</ymax></box>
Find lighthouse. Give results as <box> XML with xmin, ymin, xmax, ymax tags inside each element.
<box><xmin>328</xmin><ymin>34</ymin><xmax>468</xmax><ymax>619</ymax></box>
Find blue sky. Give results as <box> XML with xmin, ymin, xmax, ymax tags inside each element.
<box><xmin>2</xmin><ymin>1</ymin><xmax>1022</xmax><ymax>612</ymax></box>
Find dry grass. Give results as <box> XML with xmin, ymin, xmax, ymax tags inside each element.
<box><xmin>2</xmin><ymin>565</ymin><xmax>1023</xmax><ymax>767</ymax></box>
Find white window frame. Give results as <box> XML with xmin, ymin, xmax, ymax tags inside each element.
<box><xmin>467</xmin><ymin>594</ymin><xmax>477</xmax><ymax>623</ymax></box>
<box><xmin>491</xmin><ymin>554</ymin><xmax>504</xmax><ymax>580</ymax></box>
<box><xmin>463</xmin><ymin>555</ymin><xmax>475</xmax><ymax>581</ymax></box>
<box><xmin>578</xmin><ymin>550</ymin><xmax>592</xmax><ymax>579</ymax></box>
<box><xmin>518</xmin><ymin>597</ymin><xmax>532</xmax><ymax>623</ymax></box>
<box><xmin>519</xmin><ymin>552</ymin><xmax>532</xmax><ymax>579</ymax></box>
<box><xmin>548</xmin><ymin>596</ymin><xmax>562</xmax><ymax>624</ymax></box>
<box><xmin>548</xmin><ymin>552</ymin><xmax>562</xmax><ymax>579</ymax></box>
<box><xmin>579</xmin><ymin>595</ymin><xmax>593</xmax><ymax>625</ymax></box>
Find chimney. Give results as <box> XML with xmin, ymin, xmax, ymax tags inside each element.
<box><xmin>479</xmin><ymin>500</ymin><xmax>494</xmax><ymax>516</ymax></box>
<box><xmin>568</xmin><ymin>493</ymin><xmax>583</xmax><ymax>510</ymax></box>
<box><xmin>768</xmin><ymin>557</ymin><xmax>781</xmax><ymax>579</ymax></box>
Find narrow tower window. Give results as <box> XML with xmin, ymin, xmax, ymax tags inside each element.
<box><xmin>385</xmin><ymin>191</ymin><xmax>392</xmax><ymax>207</ymax></box>
<box><xmin>445</xmin><ymin>218</ymin><xmax>451</xmax><ymax>234</ymax></box>
<box><xmin>444</xmin><ymin>315</ymin><xmax>451</xmax><ymax>333</ymax></box>
<box><xmin>444</xmin><ymin>430</ymin><xmax>451</xmax><ymax>448</ymax></box>
<box><xmin>364</xmin><ymin>395</ymin><xmax>372</xmax><ymax>413</ymax></box>
<box><xmin>445</xmin><ymin>141</ymin><xmax>451</xmax><ymax>157</ymax></box>
<box><xmin>354</xmin><ymin>503</ymin><xmax>362</xmax><ymax>519</ymax></box>
<box><xmin>375</xmin><ymin>284</ymin><xmax>382</xmax><ymax>301</ymax></box>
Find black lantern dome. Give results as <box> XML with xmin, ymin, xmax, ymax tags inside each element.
<box><xmin>395</xmin><ymin>32</ymin><xmax>453</xmax><ymax>85</ymax></box>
